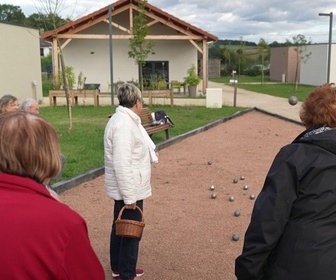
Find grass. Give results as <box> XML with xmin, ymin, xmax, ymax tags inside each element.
<box><xmin>40</xmin><ymin>105</ymin><xmax>246</xmax><ymax>183</ymax></box>
<box><xmin>42</xmin><ymin>79</ymin><xmax>53</xmax><ymax>97</ymax></box>
<box><xmin>42</xmin><ymin>76</ymin><xmax>316</xmax><ymax>183</ymax></box>
<box><xmin>211</xmin><ymin>76</ymin><xmax>272</xmax><ymax>84</ymax></box>
<box><xmin>210</xmin><ymin>76</ymin><xmax>316</xmax><ymax>101</ymax></box>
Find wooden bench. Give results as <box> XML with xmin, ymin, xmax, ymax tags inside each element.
<box><xmin>49</xmin><ymin>90</ymin><xmax>99</xmax><ymax>107</ymax></box>
<box><xmin>72</xmin><ymin>90</ymin><xmax>99</xmax><ymax>107</ymax></box>
<box><xmin>140</xmin><ymin>107</ymin><xmax>171</xmax><ymax>140</ymax></box>
<box><xmin>142</xmin><ymin>89</ymin><xmax>174</xmax><ymax>107</ymax></box>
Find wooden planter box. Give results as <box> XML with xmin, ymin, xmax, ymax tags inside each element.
<box><xmin>142</xmin><ymin>89</ymin><xmax>174</xmax><ymax>107</ymax></box>
<box><xmin>49</xmin><ymin>90</ymin><xmax>99</xmax><ymax>107</ymax></box>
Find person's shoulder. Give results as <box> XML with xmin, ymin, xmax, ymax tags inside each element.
<box><xmin>41</xmin><ymin>197</ymin><xmax>86</xmax><ymax>227</ymax></box>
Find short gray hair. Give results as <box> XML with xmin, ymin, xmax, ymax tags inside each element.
<box><xmin>20</xmin><ymin>98</ymin><xmax>38</xmax><ymax>112</ymax></box>
<box><xmin>117</xmin><ymin>83</ymin><xmax>142</xmax><ymax>108</ymax></box>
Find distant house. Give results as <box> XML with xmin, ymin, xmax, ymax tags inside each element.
<box><xmin>40</xmin><ymin>39</ymin><xmax>52</xmax><ymax>57</ymax></box>
<box><xmin>41</xmin><ymin>0</ymin><xmax>218</xmax><ymax>93</ymax></box>
<box><xmin>270</xmin><ymin>46</ymin><xmax>298</xmax><ymax>83</ymax></box>
<box><xmin>270</xmin><ymin>44</ymin><xmax>336</xmax><ymax>86</ymax></box>
<box><xmin>0</xmin><ymin>22</ymin><xmax>43</xmax><ymax>102</ymax></box>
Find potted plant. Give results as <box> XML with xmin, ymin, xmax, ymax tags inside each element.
<box><xmin>184</xmin><ymin>64</ymin><xmax>201</xmax><ymax>97</ymax></box>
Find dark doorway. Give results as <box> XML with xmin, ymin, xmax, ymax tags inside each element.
<box><xmin>142</xmin><ymin>61</ymin><xmax>169</xmax><ymax>89</ymax></box>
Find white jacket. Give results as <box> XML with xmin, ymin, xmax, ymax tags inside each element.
<box><xmin>104</xmin><ymin>106</ymin><xmax>152</xmax><ymax>204</ymax></box>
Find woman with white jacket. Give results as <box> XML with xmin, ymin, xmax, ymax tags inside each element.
<box><xmin>104</xmin><ymin>83</ymin><xmax>156</xmax><ymax>280</ymax></box>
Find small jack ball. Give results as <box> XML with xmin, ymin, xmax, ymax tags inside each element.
<box><xmin>232</xmin><ymin>233</ymin><xmax>240</xmax><ymax>241</ymax></box>
<box><xmin>243</xmin><ymin>185</ymin><xmax>249</xmax><ymax>190</ymax></box>
<box><xmin>240</xmin><ymin>175</ymin><xmax>245</xmax><ymax>180</ymax></box>
<box><xmin>211</xmin><ymin>193</ymin><xmax>217</xmax><ymax>199</ymax></box>
<box><xmin>209</xmin><ymin>185</ymin><xmax>215</xmax><ymax>191</ymax></box>
<box><xmin>207</xmin><ymin>160</ymin><xmax>213</xmax><ymax>165</ymax></box>
<box><xmin>288</xmin><ymin>96</ymin><xmax>298</xmax><ymax>106</ymax></box>
<box><xmin>233</xmin><ymin>178</ymin><xmax>239</xmax><ymax>184</ymax></box>
<box><xmin>250</xmin><ymin>194</ymin><xmax>255</xmax><ymax>200</ymax></box>
<box><xmin>229</xmin><ymin>195</ymin><xmax>235</xmax><ymax>202</ymax></box>
<box><xmin>234</xmin><ymin>210</ymin><xmax>241</xmax><ymax>217</ymax></box>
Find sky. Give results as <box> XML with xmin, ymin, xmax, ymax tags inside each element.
<box><xmin>2</xmin><ymin>0</ymin><xmax>336</xmax><ymax>44</ymax></box>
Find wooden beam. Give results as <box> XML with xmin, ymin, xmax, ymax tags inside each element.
<box><xmin>130</xmin><ymin>4</ymin><xmax>133</xmax><ymax>30</ymax></box>
<box><xmin>53</xmin><ymin>38</ymin><xmax>59</xmax><ymax>85</ymax></box>
<box><xmin>131</xmin><ymin>4</ymin><xmax>192</xmax><ymax>36</ymax></box>
<box><xmin>56</xmin><ymin>34</ymin><xmax>203</xmax><ymax>40</ymax></box>
<box><xmin>147</xmin><ymin>19</ymin><xmax>159</xmax><ymax>27</ymax></box>
<box><xmin>60</xmin><ymin>39</ymin><xmax>72</xmax><ymax>50</ymax></box>
<box><xmin>202</xmin><ymin>39</ymin><xmax>207</xmax><ymax>94</ymax></box>
<box><xmin>66</xmin><ymin>13</ymin><xmax>109</xmax><ymax>35</ymax></box>
<box><xmin>189</xmin><ymin>40</ymin><xmax>203</xmax><ymax>53</ymax></box>
<box><xmin>103</xmin><ymin>19</ymin><xmax>131</xmax><ymax>34</ymax></box>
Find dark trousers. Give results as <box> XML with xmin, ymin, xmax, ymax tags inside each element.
<box><xmin>110</xmin><ymin>200</ymin><xmax>143</xmax><ymax>280</ymax></box>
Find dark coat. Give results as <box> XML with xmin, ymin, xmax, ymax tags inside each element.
<box><xmin>235</xmin><ymin>128</ymin><xmax>336</xmax><ymax>280</ymax></box>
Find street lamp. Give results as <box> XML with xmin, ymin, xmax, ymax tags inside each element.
<box><xmin>319</xmin><ymin>12</ymin><xmax>333</xmax><ymax>83</ymax></box>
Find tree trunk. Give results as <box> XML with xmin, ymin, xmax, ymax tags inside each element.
<box><xmin>57</xmin><ymin>37</ymin><xmax>73</xmax><ymax>131</ymax></box>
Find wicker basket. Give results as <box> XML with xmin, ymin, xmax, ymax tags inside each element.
<box><xmin>115</xmin><ymin>206</ymin><xmax>145</xmax><ymax>238</ymax></box>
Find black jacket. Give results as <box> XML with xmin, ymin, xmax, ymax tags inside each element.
<box><xmin>235</xmin><ymin>128</ymin><xmax>336</xmax><ymax>280</ymax></box>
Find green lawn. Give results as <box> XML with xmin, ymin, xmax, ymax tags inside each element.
<box><xmin>210</xmin><ymin>76</ymin><xmax>316</xmax><ymax>101</ymax></box>
<box><xmin>42</xmin><ymin>76</ymin><xmax>318</xmax><ymax>183</ymax></box>
<box><xmin>40</xmin><ymin>105</ymin><xmax>246</xmax><ymax>183</ymax></box>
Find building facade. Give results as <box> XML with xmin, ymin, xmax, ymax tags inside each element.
<box><xmin>41</xmin><ymin>0</ymin><xmax>218</xmax><ymax>93</ymax></box>
<box><xmin>0</xmin><ymin>22</ymin><xmax>43</xmax><ymax>102</ymax></box>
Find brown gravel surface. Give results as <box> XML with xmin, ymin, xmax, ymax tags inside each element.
<box><xmin>60</xmin><ymin>110</ymin><xmax>303</xmax><ymax>280</ymax></box>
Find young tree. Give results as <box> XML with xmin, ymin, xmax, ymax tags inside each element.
<box><xmin>34</xmin><ymin>0</ymin><xmax>77</xmax><ymax>131</ymax></box>
<box><xmin>236</xmin><ymin>37</ymin><xmax>246</xmax><ymax>77</ymax></box>
<box><xmin>128</xmin><ymin>0</ymin><xmax>155</xmax><ymax>91</ymax></box>
<box><xmin>289</xmin><ymin>34</ymin><xmax>311</xmax><ymax>91</ymax></box>
<box><xmin>257</xmin><ymin>38</ymin><xmax>270</xmax><ymax>84</ymax></box>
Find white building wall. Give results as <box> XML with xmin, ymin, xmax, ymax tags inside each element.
<box><xmin>330</xmin><ymin>45</ymin><xmax>336</xmax><ymax>84</ymax></box>
<box><xmin>0</xmin><ymin>23</ymin><xmax>43</xmax><ymax>102</ymax></box>
<box><xmin>300</xmin><ymin>44</ymin><xmax>328</xmax><ymax>86</ymax></box>
<box><xmin>63</xmin><ymin>39</ymin><xmax>196</xmax><ymax>92</ymax></box>
<box><xmin>62</xmin><ymin>22</ymin><xmax>197</xmax><ymax>92</ymax></box>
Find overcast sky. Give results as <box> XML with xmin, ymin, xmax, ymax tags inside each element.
<box><xmin>2</xmin><ymin>0</ymin><xmax>336</xmax><ymax>44</ymax></box>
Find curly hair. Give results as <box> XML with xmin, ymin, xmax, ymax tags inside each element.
<box><xmin>300</xmin><ymin>83</ymin><xmax>336</xmax><ymax>129</ymax></box>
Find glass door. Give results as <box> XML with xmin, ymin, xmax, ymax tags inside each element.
<box><xmin>142</xmin><ymin>61</ymin><xmax>169</xmax><ymax>89</ymax></box>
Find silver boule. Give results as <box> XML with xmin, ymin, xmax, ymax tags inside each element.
<box><xmin>232</xmin><ymin>233</ymin><xmax>240</xmax><ymax>241</ymax></box>
<box><xmin>234</xmin><ymin>210</ymin><xmax>241</xmax><ymax>217</ymax></box>
<box><xmin>211</xmin><ymin>193</ymin><xmax>217</xmax><ymax>199</ymax></box>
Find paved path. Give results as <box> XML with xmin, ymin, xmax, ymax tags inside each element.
<box><xmin>206</xmin><ymin>81</ymin><xmax>302</xmax><ymax>123</ymax></box>
<box><xmin>42</xmin><ymin>81</ymin><xmax>303</xmax><ymax>123</ymax></box>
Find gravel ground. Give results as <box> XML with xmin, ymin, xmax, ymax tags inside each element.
<box><xmin>60</xmin><ymin>110</ymin><xmax>304</xmax><ymax>280</ymax></box>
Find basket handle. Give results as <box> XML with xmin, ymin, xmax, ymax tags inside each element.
<box><xmin>117</xmin><ymin>205</ymin><xmax>144</xmax><ymax>223</ymax></box>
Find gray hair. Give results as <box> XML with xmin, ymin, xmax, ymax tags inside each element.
<box><xmin>20</xmin><ymin>98</ymin><xmax>38</xmax><ymax>112</ymax></box>
<box><xmin>117</xmin><ymin>83</ymin><xmax>142</xmax><ymax>108</ymax></box>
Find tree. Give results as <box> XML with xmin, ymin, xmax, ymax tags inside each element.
<box><xmin>0</xmin><ymin>4</ymin><xmax>26</xmax><ymax>24</ymax></box>
<box><xmin>236</xmin><ymin>37</ymin><xmax>246</xmax><ymax>76</ymax></box>
<box><xmin>35</xmin><ymin>0</ymin><xmax>77</xmax><ymax>131</ymax></box>
<box><xmin>26</xmin><ymin>12</ymin><xmax>68</xmax><ymax>31</ymax></box>
<box><xmin>257</xmin><ymin>38</ymin><xmax>270</xmax><ymax>84</ymax></box>
<box><xmin>128</xmin><ymin>0</ymin><xmax>155</xmax><ymax>92</ymax></box>
<box><xmin>290</xmin><ymin>34</ymin><xmax>311</xmax><ymax>90</ymax></box>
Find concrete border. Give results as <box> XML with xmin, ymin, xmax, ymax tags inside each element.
<box><xmin>51</xmin><ymin>107</ymin><xmax>302</xmax><ymax>194</ymax></box>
